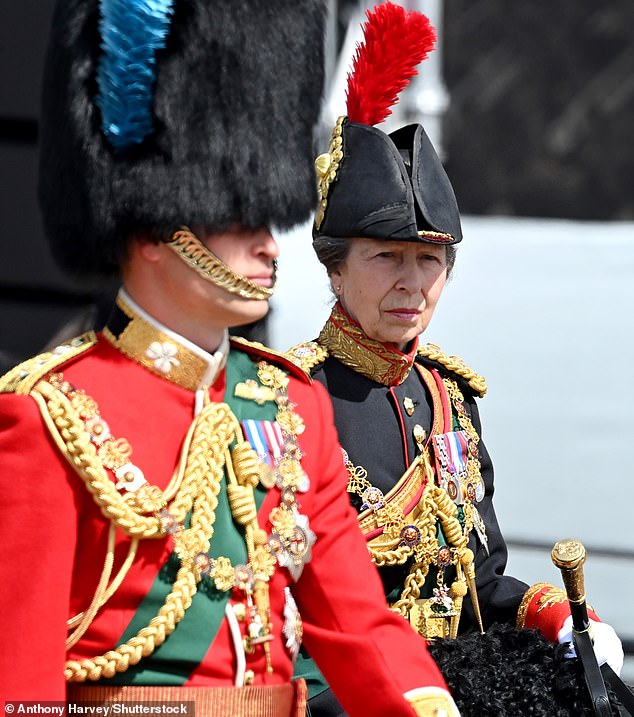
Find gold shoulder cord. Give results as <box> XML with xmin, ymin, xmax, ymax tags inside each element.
<box><xmin>31</xmin><ymin>377</ymin><xmax>238</xmax><ymax>681</ymax></box>
<box><xmin>28</xmin><ymin>356</ymin><xmax>310</xmax><ymax>682</ymax></box>
<box><xmin>417</xmin><ymin>343</ymin><xmax>487</xmax><ymax>397</ymax></box>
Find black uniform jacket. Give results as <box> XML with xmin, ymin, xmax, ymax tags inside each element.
<box><xmin>312</xmin><ymin>349</ymin><xmax>527</xmax><ymax>632</ymax></box>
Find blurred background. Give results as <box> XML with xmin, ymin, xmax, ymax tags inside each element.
<box><xmin>1</xmin><ymin>0</ymin><xmax>633</xmax><ymax>679</ymax></box>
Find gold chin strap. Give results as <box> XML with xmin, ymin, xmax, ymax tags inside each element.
<box><xmin>164</xmin><ymin>226</ymin><xmax>275</xmax><ymax>301</ymax></box>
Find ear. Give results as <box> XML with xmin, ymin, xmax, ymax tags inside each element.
<box><xmin>137</xmin><ymin>239</ymin><xmax>164</xmax><ymax>263</ymax></box>
<box><xmin>330</xmin><ymin>269</ymin><xmax>343</xmax><ymax>296</ymax></box>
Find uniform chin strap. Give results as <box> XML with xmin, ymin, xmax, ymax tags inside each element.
<box><xmin>164</xmin><ymin>226</ymin><xmax>275</xmax><ymax>300</ymax></box>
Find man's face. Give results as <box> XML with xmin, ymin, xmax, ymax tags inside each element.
<box><xmin>147</xmin><ymin>225</ymin><xmax>280</xmax><ymax>334</ymax></box>
<box><xmin>199</xmin><ymin>225</ymin><xmax>280</xmax><ymax>327</ymax></box>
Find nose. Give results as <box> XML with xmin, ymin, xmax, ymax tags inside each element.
<box><xmin>252</xmin><ymin>227</ymin><xmax>280</xmax><ymax>261</ymax></box>
<box><xmin>394</xmin><ymin>258</ymin><xmax>424</xmax><ymax>294</ymax></box>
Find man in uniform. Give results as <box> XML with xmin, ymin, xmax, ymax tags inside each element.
<box><xmin>0</xmin><ymin>1</ymin><xmax>460</xmax><ymax>715</ymax></box>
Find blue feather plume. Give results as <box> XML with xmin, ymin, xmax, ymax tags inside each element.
<box><xmin>96</xmin><ymin>0</ymin><xmax>175</xmax><ymax>151</ymax></box>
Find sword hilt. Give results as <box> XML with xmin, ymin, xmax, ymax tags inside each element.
<box><xmin>551</xmin><ymin>538</ymin><xmax>590</xmax><ymax>632</ymax></box>
<box><xmin>552</xmin><ymin>539</ymin><xmax>615</xmax><ymax>717</ymax></box>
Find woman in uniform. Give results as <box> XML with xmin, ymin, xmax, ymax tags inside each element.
<box><xmin>287</xmin><ymin>4</ymin><xmax>624</xmax><ymax>715</ymax></box>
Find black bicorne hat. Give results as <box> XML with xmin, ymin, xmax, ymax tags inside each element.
<box><xmin>314</xmin><ymin>2</ymin><xmax>461</xmax><ymax>246</ymax></box>
<box><xmin>38</xmin><ymin>0</ymin><xmax>327</xmax><ymax>278</ymax></box>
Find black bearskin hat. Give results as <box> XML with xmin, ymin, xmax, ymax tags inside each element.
<box><xmin>38</xmin><ymin>0</ymin><xmax>327</xmax><ymax>278</ymax></box>
<box><xmin>314</xmin><ymin>2</ymin><xmax>461</xmax><ymax>246</ymax></box>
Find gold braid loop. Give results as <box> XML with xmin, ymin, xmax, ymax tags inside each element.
<box><xmin>417</xmin><ymin>343</ymin><xmax>487</xmax><ymax>397</ymax></box>
<box><xmin>35</xmin><ymin>383</ymin><xmax>162</xmax><ymax>537</ymax></box>
<box><xmin>43</xmin><ymin>388</ymin><xmax>162</xmax><ymax>537</ymax></box>
<box><xmin>34</xmin><ymin>380</ymin><xmax>238</xmax><ymax>541</ymax></box>
<box><xmin>371</xmin><ymin>544</ymin><xmax>415</xmax><ymax>567</ymax></box>
<box><xmin>65</xmin><ymin>560</ymin><xmax>199</xmax><ymax>682</ymax></box>
<box><xmin>364</xmin><ymin>464</ymin><xmax>440</xmax><ymax>568</ymax></box>
<box><xmin>30</xmin><ymin>379</ymin><xmax>240</xmax><ymax>683</ymax></box>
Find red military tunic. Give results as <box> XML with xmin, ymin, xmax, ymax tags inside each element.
<box><xmin>0</xmin><ymin>293</ymin><xmax>455</xmax><ymax>716</ymax></box>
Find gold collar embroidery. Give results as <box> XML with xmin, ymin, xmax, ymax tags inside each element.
<box><xmin>103</xmin><ymin>291</ymin><xmax>227</xmax><ymax>392</ymax></box>
<box><xmin>318</xmin><ymin>302</ymin><xmax>417</xmax><ymax>386</ymax></box>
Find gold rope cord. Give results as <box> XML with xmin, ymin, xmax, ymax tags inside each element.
<box><xmin>31</xmin><ymin>379</ymin><xmax>239</xmax><ymax>682</ymax></box>
<box><xmin>66</xmin><ymin>523</ymin><xmax>117</xmax><ymax>649</ymax></box>
<box><xmin>367</xmin><ymin>470</ymin><xmax>439</xmax><ymax>568</ymax></box>
<box><xmin>33</xmin><ymin>381</ymin><xmax>234</xmax><ymax>539</ymax></box>
<box><xmin>66</xmin><ymin>531</ymin><xmax>139</xmax><ymax>636</ymax></box>
<box><xmin>417</xmin><ymin>343</ymin><xmax>487</xmax><ymax>397</ymax></box>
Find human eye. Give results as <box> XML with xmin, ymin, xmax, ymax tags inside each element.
<box><xmin>418</xmin><ymin>250</ymin><xmax>444</xmax><ymax>265</ymax></box>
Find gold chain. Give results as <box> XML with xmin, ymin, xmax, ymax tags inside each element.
<box><xmin>165</xmin><ymin>227</ymin><xmax>274</xmax><ymax>300</ymax></box>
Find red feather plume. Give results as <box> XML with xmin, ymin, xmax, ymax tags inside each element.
<box><xmin>346</xmin><ymin>2</ymin><xmax>436</xmax><ymax>126</ymax></box>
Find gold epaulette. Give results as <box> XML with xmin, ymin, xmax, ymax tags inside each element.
<box><xmin>284</xmin><ymin>341</ymin><xmax>330</xmax><ymax>375</ymax></box>
<box><xmin>417</xmin><ymin>342</ymin><xmax>487</xmax><ymax>397</ymax></box>
<box><xmin>0</xmin><ymin>332</ymin><xmax>97</xmax><ymax>396</ymax></box>
<box><xmin>229</xmin><ymin>335</ymin><xmax>311</xmax><ymax>383</ymax></box>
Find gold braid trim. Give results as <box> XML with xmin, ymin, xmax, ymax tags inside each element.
<box><xmin>285</xmin><ymin>341</ymin><xmax>330</xmax><ymax>375</ymax></box>
<box><xmin>417</xmin><ymin>343</ymin><xmax>487</xmax><ymax>397</ymax></box>
<box><xmin>0</xmin><ymin>333</ymin><xmax>96</xmax><ymax>395</ymax></box>
<box><xmin>30</xmin><ymin>378</ymin><xmax>239</xmax><ymax>682</ymax></box>
<box><xmin>314</xmin><ymin>116</ymin><xmax>345</xmax><ymax>230</ymax></box>
<box><xmin>516</xmin><ymin>582</ymin><xmax>560</xmax><ymax>629</ymax></box>
<box><xmin>65</xmin><ymin>561</ymin><xmax>199</xmax><ymax>681</ymax></box>
<box><xmin>319</xmin><ymin>307</ymin><xmax>414</xmax><ymax>386</ymax></box>
<box><xmin>66</xmin><ymin>527</ymin><xmax>139</xmax><ymax>648</ymax></box>
<box><xmin>366</xmin><ymin>469</ymin><xmax>439</xmax><ymax>568</ymax></box>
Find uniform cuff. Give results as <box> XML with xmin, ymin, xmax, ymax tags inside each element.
<box><xmin>516</xmin><ymin>582</ymin><xmax>600</xmax><ymax>642</ymax></box>
<box><xmin>404</xmin><ymin>686</ymin><xmax>461</xmax><ymax>716</ymax></box>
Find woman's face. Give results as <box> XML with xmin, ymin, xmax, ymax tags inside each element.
<box><xmin>332</xmin><ymin>238</ymin><xmax>447</xmax><ymax>350</ymax></box>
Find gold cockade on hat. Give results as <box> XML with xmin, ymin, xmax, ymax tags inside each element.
<box><xmin>314</xmin><ymin>116</ymin><xmax>345</xmax><ymax>230</ymax></box>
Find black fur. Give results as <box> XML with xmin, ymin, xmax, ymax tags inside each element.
<box><xmin>428</xmin><ymin>624</ymin><xmax>622</xmax><ymax>716</ymax></box>
<box><xmin>38</xmin><ymin>0</ymin><xmax>327</xmax><ymax>277</ymax></box>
